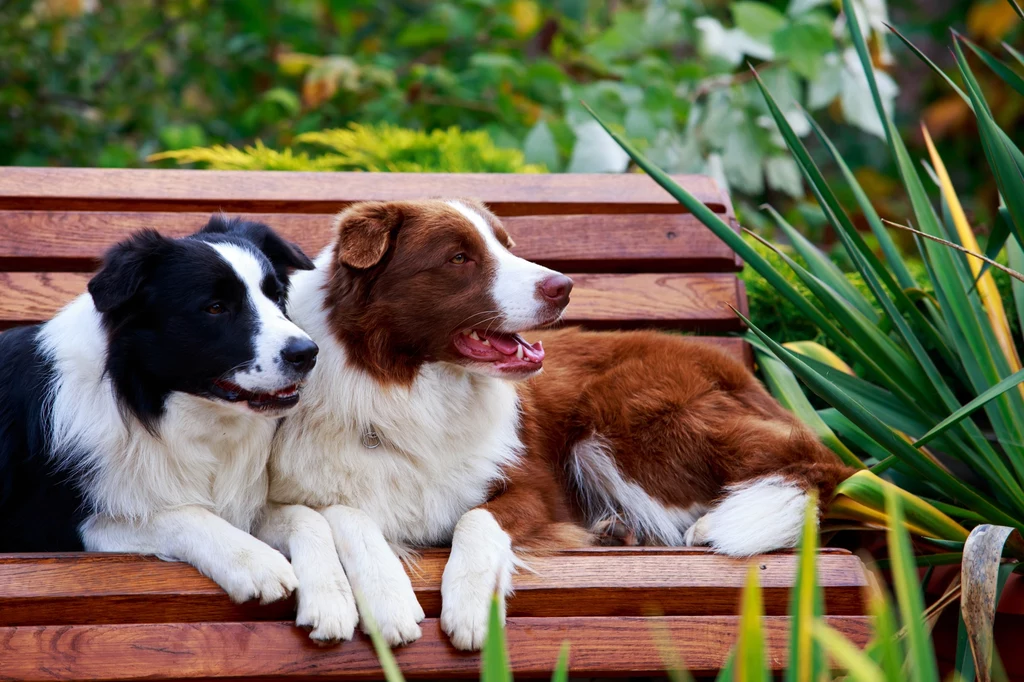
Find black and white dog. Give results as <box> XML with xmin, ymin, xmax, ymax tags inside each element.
<box><xmin>0</xmin><ymin>217</ymin><xmax>355</xmax><ymax>639</ymax></box>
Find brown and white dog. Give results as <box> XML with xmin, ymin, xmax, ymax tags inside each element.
<box><xmin>268</xmin><ymin>199</ymin><xmax>851</xmax><ymax>650</ymax></box>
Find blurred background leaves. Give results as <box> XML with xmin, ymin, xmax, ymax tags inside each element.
<box><xmin>3</xmin><ymin>0</ymin><xmax>1020</xmax><ymax>234</ymax></box>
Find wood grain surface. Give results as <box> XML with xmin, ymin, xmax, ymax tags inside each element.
<box><xmin>0</xmin><ymin>211</ymin><xmax>742</xmax><ymax>273</ymax></box>
<box><xmin>0</xmin><ymin>272</ymin><xmax>746</xmax><ymax>331</ymax></box>
<box><xmin>0</xmin><ymin>169</ymin><xmax>729</xmax><ymax>215</ymax></box>
<box><xmin>0</xmin><ymin>616</ymin><xmax>872</xmax><ymax>680</ymax></box>
<box><xmin>0</xmin><ymin>549</ymin><xmax>866</xmax><ymax>627</ymax></box>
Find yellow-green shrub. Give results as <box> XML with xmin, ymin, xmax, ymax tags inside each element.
<box><xmin>150</xmin><ymin>124</ymin><xmax>545</xmax><ymax>173</ymax></box>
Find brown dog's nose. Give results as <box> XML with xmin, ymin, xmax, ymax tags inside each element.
<box><xmin>540</xmin><ymin>274</ymin><xmax>573</xmax><ymax>307</ymax></box>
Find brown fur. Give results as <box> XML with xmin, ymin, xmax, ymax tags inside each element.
<box><xmin>516</xmin><ymin>328</ymin><xmax>853</xmax><ymax>545</ymax></box>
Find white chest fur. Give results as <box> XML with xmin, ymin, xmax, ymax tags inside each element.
<box><xmin>269</xmin><ymin>258</ymin><xmax>524</xmax><ymax>547</ymax></box>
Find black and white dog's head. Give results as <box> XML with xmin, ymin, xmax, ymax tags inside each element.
<box><xmin>87</xmin><ymin>216</ymin><xmax>318</xmax><ymax>429</ymax></box>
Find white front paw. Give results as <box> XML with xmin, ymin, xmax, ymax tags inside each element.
<box><xmin>440</xmin><ymin>509</ymin><xmax>516</xmax><ymax>651</ymax></box>
<box><xmin>218</xmin><ymin>542</ymin><xmax>299</xmax><ymax>604</ymax></box>
<box><xmin>297</xmin><ymin>574</ymin><xmax>359</xmax><ymax>644</ymax></box>
<box><xmin>357</xmin><ymin>576</ymin><xmax>425</xmax><ymax>647</ymax></box>
<box><xmin>440</xmin><ymin>569</ymin><xmax>505</xmax><ymax>651</ymax></box>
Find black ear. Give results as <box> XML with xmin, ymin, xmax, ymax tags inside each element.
<box><xmin>200</xmin><ymin>216</ymin><xmax>315</xmax><ymax>272</ymax></box>
<box><xmin>88</xmin><ymin>230</ymin><xmax>173</xmax><ymax>313</ymax></box>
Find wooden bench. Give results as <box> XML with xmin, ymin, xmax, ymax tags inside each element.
<box><xmin>0</xmin><ymin>168</ymin><xmax>869</xmax><ymax>680</ymax></box>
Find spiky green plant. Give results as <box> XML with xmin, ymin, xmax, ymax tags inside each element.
<box><xmin>149</xmin><ymin>124</ymin><xmax>545</xmax><ymax>173</ymax></box>
<box><xmin>578</xmin><ymin>1</ymin><xmax>1024</xmax><ymax>677</ymax></box>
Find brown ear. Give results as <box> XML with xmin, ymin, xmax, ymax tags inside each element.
<box><xmin>333</xmin><ymin>202</ymin><xmax>403</xmax><ymax>269</ymax></box>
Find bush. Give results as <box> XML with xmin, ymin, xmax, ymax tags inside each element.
<box><xmin>150</xmin><ymin>123</ymin><xmax>544</xmax><ymax>173</ymax></box>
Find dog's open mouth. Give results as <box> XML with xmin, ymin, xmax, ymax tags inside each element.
<box><xmin>209</xmin><ymin>379</ymin><xmax>301</xmax><ymax>411</ymax></box>
<box><xmin>453</xmin><ymin>329</ymin><xmax>545</xmax><ymax>374</ymax></box>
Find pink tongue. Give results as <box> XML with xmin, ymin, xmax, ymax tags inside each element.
<box><xmin>487</xmin><ymin>334</ymin><xmax>521</xmax><ymax>355</ymax></box>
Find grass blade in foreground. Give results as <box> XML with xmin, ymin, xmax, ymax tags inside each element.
<box><xmin>354</xmin><ymin>593</ymin><xmax>407</xmax><ymax>682</ymax></box>
<box><xmin>483</xmin><ymin>594</ymin><xmax>512</xmax><ymax>682</ymax></box>
<box><xmin>737</xmin><ymin>564</ymin><xmax>768</xmax><ymax>682</ymax></box>
<box><xmin>884</xmin><ymin>485</ymin><xmax>940</xmax><ymax>682</ymax></box>
<box><xmin>786</xmin><ymin>493</ymin><xmax>825</xmax><ymax>682</ymax></box>
<box><xmin>551</xmin><ymin>641</ymin><xmax>570</xmax><ymax>682</ymax></box>
<box><xmin>814</xmin><ymin>623</ymin><xmax>885</xmax><ymax>682</ymax></box>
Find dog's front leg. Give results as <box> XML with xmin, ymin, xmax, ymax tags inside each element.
<box><xmin>81</xmin><ymin>506</ymin><xmax>298</xmax><ymax>604</ymax></box>
<box><xmin>440</xmin><ymin>507</ymin><xmax>519</xmax><ymax>651</ymax></box>
<box><xmin>320</xmin><ymin>505</ymin><xmax>425</xmax><ymax>647</ymax></box>
<box><xmin>258</xmin><ymin>503</ymin><xmax>358</xmax><ymax>644</ymax></box>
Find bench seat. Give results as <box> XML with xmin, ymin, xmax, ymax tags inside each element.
<box><xmin>0</xmin><ymin>168</ymin><xmax>867</xmax><ymax>679</ymax></box>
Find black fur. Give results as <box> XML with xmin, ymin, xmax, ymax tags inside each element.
<box><xmin>0</xmin><ymin>216</ymin><xmax>314</xmax><ymax>550</ymax></box>
<box><xmin>0</xmin><ymin>326</ymin><xmax>85</xmax><ymax>550</ymax></box>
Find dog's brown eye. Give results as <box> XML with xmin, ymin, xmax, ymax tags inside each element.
<box><xmin>450</xmin><ymin>253</ymin><xmax>467</xmax><ymax>264</ymax></box>
<box><xmin>206</xmin><ymin>303</ymin><xmax>226</xmax><ymax>315</ymax></box>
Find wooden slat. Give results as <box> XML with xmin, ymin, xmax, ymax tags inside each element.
<box><xmin>0</xmin><ymin>616</ymin><xmax>872</xmax><ymax>680</ymax></box>
<box><xmin>0</xmin><ymin>549</ymin><xmax>866</xmax><ymax>627</ymax></box>
<box><xmin>0</xmin><ymin>211</ymin><xmax>742</xmax><ymax>273</ymax></box>
<box><xmin>0</xmin><ymin>169</ymin><xmax>729</xmax><ymax>215</ymax></box>
<box><xmin>0</xmin><ymin>273</ymin><xmax>746</xmax><ymax>332</ymax></box>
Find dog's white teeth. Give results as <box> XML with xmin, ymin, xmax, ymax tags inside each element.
<box><xmin>481</xmin><ymin>339</ymin><xmax>491</xmax><ymax>346</ymax></box>
<box><xmin>469</xmin><ymin>331</ymin><xmax>481</xmax><ymax>341</ymax></box>
<box><xmin>516</xmin><ymin>344</ymin><xmax>524</xmax><ymax>360</ymax></box>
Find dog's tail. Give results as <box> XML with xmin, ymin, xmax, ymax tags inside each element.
<box><xmin>683</xmin><ymin>458</ymin><xmax>854</xmax><ymax>557</ymax></box>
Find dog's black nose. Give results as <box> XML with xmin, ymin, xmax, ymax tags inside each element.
<box><xmin>281</xmin><ymin>337</ymin><xmax>319</xmax><ymax>373</ymax></box>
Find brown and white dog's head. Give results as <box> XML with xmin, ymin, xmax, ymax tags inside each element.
<box><xmin>325</xmin><ymin>199</ymin><xmax>572</xmax><ymax>384</ymax></box>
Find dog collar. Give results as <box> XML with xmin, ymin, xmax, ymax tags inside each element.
<box><xmin>361</xmin><ymin>425</ymin><xmax>381</xmax><ymax>449</ymax></box>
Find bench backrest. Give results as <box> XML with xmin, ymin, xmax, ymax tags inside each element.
<box><xmin>0</xmin><ymin>168</ymin><xmax>748</xmax><ymax>363</ymax></box>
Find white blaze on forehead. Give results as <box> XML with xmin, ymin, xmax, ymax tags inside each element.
<box><xmin>445</xmin><ymin>200</ymin><xmax>558</xmax><ymax>331</ymax></box>
<box><xmin>209</xmin><ymin>242</ymin><xmax>312</xmax><ymax>390</ymax></box>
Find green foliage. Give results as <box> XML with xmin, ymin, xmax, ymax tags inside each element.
<box><xmin>151</xmin><ymin>123</ymin><xmax>544</xmax><ymax>173</ymax></box>
<box><xmin>2</xmin><ymin>0</ymin><xmax>901</xmax><ymax>205</ymax></box>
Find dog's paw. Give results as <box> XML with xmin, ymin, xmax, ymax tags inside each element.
<box><xmin>359</xmin><ymin>581</ymin><xmax>425</xmax><ymax>647</ymax></box>
<box><xmin>218</xmin><ymin>543</ymin><xmax>299</xmax><ymax>604</ymax></box>
<box><xmin>440</xmin><ymin>573</ymin><xmax>501</xmax><ymax>651</ymax></box>
<box><xmin>297</xmin><ymin>576</ymin><xmax>359</xmax><ymax>644</ymax></box>
<box><xmin>684</xmin><ymin>515</ymin><xmax>710</xmax><ymax>547</ymax></box>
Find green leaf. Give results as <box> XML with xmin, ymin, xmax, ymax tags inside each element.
<box><xmin>961</xmin><ymin>35</ymin><xmax>1024</xmax><ymax>97</ymax></box>
<box><xmin>733</xmin><ymin>1</ymin><xmax>787</xmax><ymax>40</ymax></box>
<box><xmin>757</xmin><ymin>348</ymin><xmax>865</xmax><ymax>469</ymax></box>
<box><xmin>802</xmin><ymin>113</ymin><xmax>919</xmax><ymax>293</ymax></box>
<box><xmin>482</xmin><ymin>594</ymin><xmax>511</xmax><ymax>682</ymax></box>
<box><xmin>864</xmin><ymin>573</ymin><xmax>902</xmax><ymax>682</ymax></box>
<box><xmin>973</xmin><ymin>207</ymin><xmax>1013</xmax><ymax>285</ymax></box>
<box><xmin>737</xmin><ymin>565</ymin><xmax>769</xmax><ymax>682</ymax></box>
<box><xmin>551</xmin><ymin>641</ymin><xmax>570</xmax><ymax>682</ymax></box>
<box><xmin>915</xmin><ymin>367</ymin><xmax>1024</xmax><ymax>447</ymax></box>
<box><xmin>884</xmin><ymin>486</ymin><xmax>940</xmax><ymax>682</ymax></box>
<box><xmin>814</xmin><ymin>623</ymin><xmax>885</xmax><ymax>682</ymax></box>
<box><xmin>354</xmin><ymin>593</ymin><xmax>407</xmax><ymax>682</ymax></box>
<box><xmin>523</xmin><ymin>121</ymin><xmax>560</xmax><ymax>171</ymax></box>
<box><xmin>1003</xmin><ymin>41</ymin><xmax>1024</xmax><ymax>68</ymax></box>
<box><xmin>762</xmin><ymin>205</ymin><xmax>877</xmax><ymax>320</ymax></box>
<box><xmin>786</xmin><ymin>494</ymin><xmax>825</xmax><ymax>682</ymax></box>
<box><xmin>771</xmin><ymin>17</ymin><xmax>834</xmax><ymax>79</ymax></box>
